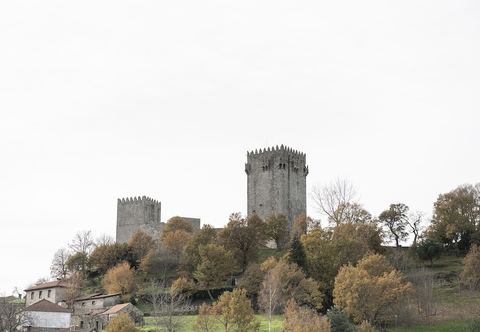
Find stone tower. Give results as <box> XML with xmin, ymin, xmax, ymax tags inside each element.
<box><xmin>116</xmin><ymin>196</ymin><xmax>162</xmax><ymax>244</ymax></box>
<box><xmin>245</xmin><ymin>145</ymin><xmax>308</xmax><ymax>227</ymax></box>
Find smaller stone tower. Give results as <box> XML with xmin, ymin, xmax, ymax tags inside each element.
<box><xmin>116</xmin><ymin>196</ymin><xmax>162</xmax><ymax>244</ymax></box>
<box><xmin>245</xmin><ymin>145</ymin><xmax>308</xmax><ymax>228</ymax></box>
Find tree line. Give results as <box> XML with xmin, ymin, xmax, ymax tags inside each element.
<box><xmin>43</xmin><ymin>179</ymin><xmax>480</xmax><ymax>331</ymax></box>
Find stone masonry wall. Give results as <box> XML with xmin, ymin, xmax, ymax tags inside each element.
<box><xmin>245</xmin><ymin>145</ymin><xmax>308</xmax><ymax>228</ymax></box>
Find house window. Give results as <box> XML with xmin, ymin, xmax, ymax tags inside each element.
<box><xmin>39</xmin><ymin>291</ymin><xmax>42</xmax><ymax>299</ymax></box>
<box><xmin>31</xmin><ymin>292</ymin><xmax>34</xmax><ymax>300</ymax></box>
<box><xmin>82</xmin><ymin>302</ymin><xmax>86</xmax><ymax>306</ymax></box>
<box><xmin>47</xmin><ymin>290</ymin><xmax>51</xmax><ymax>298</ymax></box>
<box><xmin>92</xmin><ymin>301</ymin><xmax>96</xmax><ymax>305</ymax></box>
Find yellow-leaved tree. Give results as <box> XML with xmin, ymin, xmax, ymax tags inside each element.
<box><xmin>283</xmin><ymin>299</ymin><xmax>331</xmax><ymax>332</ymax></box>
<box><xmin>105</xmin><ymin>312</ymin><xmax>138</xmax><ymax>332</ymax></box>
<box><xmin>333</xmin><ymin>254</ymin><xmax>414</xmax><ymax>327</ymax></box>
<box><xmin>211</xmin><ymin>288</ymin><xmax>260</xmax><ymax>332</ymax></box>
<box><xmin>102</xmin><ymin>261</ymin><xmax>136</xmax><ymax>296</ymax></box>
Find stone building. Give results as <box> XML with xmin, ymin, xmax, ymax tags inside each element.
<box><xmin>245</xmin><ymin>145</ymin><xmax>308</xmax><ymax>227</ymax></box>
<box><xmin>116</xmin><ymin>196</ymin><xmax>200</xmax><ymax>243</ymax></box>
<box><xmin>24</xmin><ymin>280</ymin><xmax>69</xmax><ymax>307</ymax></box>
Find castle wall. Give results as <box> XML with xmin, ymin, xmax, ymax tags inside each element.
<box><xmin>116</xmin><ymin>196</ymin><xmax>201</xmax><ymax>243</ymax></box>
<box><xmin>116</xmin><ymin>196</ymin><xmax>162</xmax><ymax>244</ymax></box>
<box><xmin>245</xmin><ymin>145</ymin><xmax>308</xmax><ymax>228</ymax></box>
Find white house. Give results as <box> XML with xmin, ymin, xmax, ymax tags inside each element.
<box><xmin>23</xmin><ymin>299</ymin><xmax>71</xmax><ymax>330</ymax></box>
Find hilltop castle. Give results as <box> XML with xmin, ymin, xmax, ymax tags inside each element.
<box><xmin>116</xmin><ymin>144</ymin><xmax>307</xmax><ymax>242</ymax></box>
<box><xmin>116</xmin><ymin>196</ymin><xmax>200</xmax><ymax>243</ymax></box>
<box><xmin>245</xmin><ymin>145</ymin><xmax>308</xmax><ymax>227</ymax></box>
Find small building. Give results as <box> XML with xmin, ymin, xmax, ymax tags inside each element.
<box><xmin>24</xmin><ymin>280</ymin><xmax>69</xmax><ymax>307</ymax></box>
<box><xmin>72</xmin><ymin>293</ymin><xmax>121</xmax><ymax>316</ymax></box>
<box><xmin>23</xmin><ymin>299</ymin><xmax>71</xmax><ymax>331</ymax></box>
<box><xmin>102</xmin><ymin>303</ymin><xmax>144</xmax><ymax>324</ymax></box>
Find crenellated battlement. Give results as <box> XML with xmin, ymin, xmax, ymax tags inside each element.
<box><xmin>247</xmin><ymin>144</ymin><xmax>306</xmax><ymax>159</ymax></box>
<box><xmin>118</xmin><ymin>196</ymin><xmax>160</xmax><ymax>205</ymax></box>
<box><xmin>246</xmin><ymin>144</ymin><xmax>308</xmax><ymax>229</ymax></box>
<box><xmin>245</xmin><ymin>144</ymin><xmax>307</xmax><ymax>175</ymax></box>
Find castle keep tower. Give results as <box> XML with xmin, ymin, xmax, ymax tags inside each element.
<box><xmin>116</xmin><ymin>196</ymin><xmax>162</xmax><ymax>244</ymax></box>
<box><xmin>245</xmin><ymin>145</ymin><xmax>308</xmax><ymax>227</ymax></box>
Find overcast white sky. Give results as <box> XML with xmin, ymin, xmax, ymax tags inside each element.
<box><xmin>1</xmin><ymin>1</ymin><xmax>479</xmax><ymax>296</ymax></box>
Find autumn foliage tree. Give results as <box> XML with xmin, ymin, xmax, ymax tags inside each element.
<box><xmin>193</xmin><ymin>303</ymin><xmax>218</xmax><ymax>332</ymax></box>
<box><xmin>333</xmin><ymin>254</ymin><xmax>414</xmax><ymax>327</ymax></box>
<box><xmin>102</xmin><ymin>261</ymin><xmax>136</xmax><ymax>297</ymax></box>
<box><xmin>211</xmin><ymin>288</ymin><xmax>260</xmax><ymax>332</ymax></box>
<box><xmin>194</xmin><ymin>243</ymin><xmax>237</xmax><ymax>300</ymax></box>
<box><xmin>265</xmin><ymin>213</ymin><xmax>289</xmax><ymax>249</ymax></box>
<box><xmin>283</xmin><ymin>299</ymin><xmax>331</xmax><ymax>332</ymax></box>
<box><xmin>128</xmin><ymin>230</ymin><xmax>156</xmax><ymax>264</ymax></box>
<box><xmin>301</xmin><ymin>222</ymin><xmax>380</xmax><ymax>305</ymax></box>
<box><xmin>218</xmin><ymin>213</ymin><xmax>266</xmax><ymax>271</ymax></box>
<box><xmin>460</xmin><ymin>244</ymin><xmax>480</xmax><ymax>290</ymax></box>
<box><xmin>105</xmin><ymin>312</ymin><xmax>138</xmax><ymax>332</ymax></box>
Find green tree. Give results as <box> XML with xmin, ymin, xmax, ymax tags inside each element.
<box><xmin>301</xmin><ymin>223</ymin><xmax>376</xmax><ymax>306</ymax></box>
<box><xmin>378</xmin><ymin>203</ymin><xmax>409</xmax><ymax>247</ymax></box>
<box><xmin>212</xmin><ymin>288</ymin><xmax>260</xmax><ymax>332</ymax></box>
<box><xmin>66</xmin><ymin>251</ymin><xmax>89</xmax><ymax>277</ymax></box>
<box><xmin>427</xmin><ymin>183</ymin><xmax>480</xmax><ymax>252</ymax></box>
<box><xmin>218</xmin><ymin>213</ymin><xmax>266</xmax><ymax>271</ymax></box>
<box><xmin>194</xmin><ymin>243</ymin><xmax>237</xmax><ymax>300</ymax></box>
<box><xmin>265</xmin><ymin>213</ymin><xmax>289</xmax><ymax>249</ymax></box>
<box><xmin>89</xmin><ymin>242</ymin><xmax>129</xmax><ymax>275</ymax></box>
<box><xmin>287</xmin><ymin>235</ymin><xmax>307</xmax><ymax>272</ymax></box>
<box><xmin>182</xmin><ymin>224</ymin><xmax>218</xmax><ymax>274</ymax></box>
<box><xmin>105</xmin><ymin>312</ymin><xmax>138</xmax><ymax>332</ymax></box>
<box><xmin>138</xmin><ymin>244</ymin><xmax>176</xmax><ymax>287</ymax></box>
<box><xmin>237</xmin><ymin>263</ymin><xmax>264</xmax><ymax>303</ymax></box>
<box><xmin>333</xmin><ymin>254</ymin><xmax>414</xmax><ymax>326</ymax></box>
<box><xmin>416</xmin><ymin>238</ymin><xmax>442</xmax><ymax>267</ymax></box>
<box><xmin>283</xmin><ymin>298</ymin><xmax>331</xmax><ymax>332</ymax></box>
<box><xmin>326</xmin><ymin>307</ymin><xmax>354</xmax><ymax>332</ymax></box>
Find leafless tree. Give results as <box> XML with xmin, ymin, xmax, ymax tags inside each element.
<box><xmin>407</xmin><ymin>210</ymin><xmax>425</xmax><ymax>246</ymax></box>
<box><xmin>258</xmin><ymin>269</ymin><xmax>281</xmax><ymax>332</ymax></box>
<box><xmin>96</xmin><ymin>233</ymin><xmax>115</xmax><ymax>246</ymax></box>
<box><xmin>310</xmin><ymin>177</ymin><xmax>360</xmax><ymax>225</ymax></box>
<box><xmin>50</xmin><ymin>247</ymin><xmax>70</xmax><ymax>280</ymax></box>
<box><xmin>147</xmin><ymin>279</ymin><xmax>192</xmax><ymax>332</ymax></box>
<box><xmin>0</xmin><ymin>296</ymin><xmax>34</xmax><ymax>331</ymax></box>
<box><xmin>69</xmin><ymin>230</ymin><xmax>95</xmax><ymax>256</ymax></box>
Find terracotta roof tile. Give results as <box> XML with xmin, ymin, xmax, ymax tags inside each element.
<box><xmin>24</xmin><ymin>280</ymin><xmax>69</xmax><ymax>292</ymax></box>
<box><xmin>25</xmin><ymin>299</ymin><xmax>71</xmax><ymax>313</ymax></box>
<box><xmin>102</xmin><ymin>303</ymin><xmax>130</xmax><ymax>315</ymax></box>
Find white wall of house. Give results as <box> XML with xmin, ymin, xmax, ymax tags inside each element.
<box><xmin>30</xmin><ymin>311</ymin><xmax>71</xmax><ymax>328</ymax></box>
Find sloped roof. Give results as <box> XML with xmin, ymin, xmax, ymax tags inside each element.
<box><xmin>25</xmin><ymin>299</ymin><xmax>71</xmax><ymax>313</ymax></box>
<box><xmin>24</xmin><ymin>280</ymin><xmax>69</xmax><ymax>292</ymax></box>
<box><xmin>101</xmin><ymin>303</ymin><xmax>130</xmax><ymax>315</ymax></box>
<box><xmin>73</xmin><ymin>293</ymin><xmax>121</xmax><ymax>302</ymax></box>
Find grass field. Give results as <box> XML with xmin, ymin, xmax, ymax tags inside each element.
<box><xmin>134</xmin><ymin>315</ymin><xmax>285</xmax><ymax>332</ymax></box>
